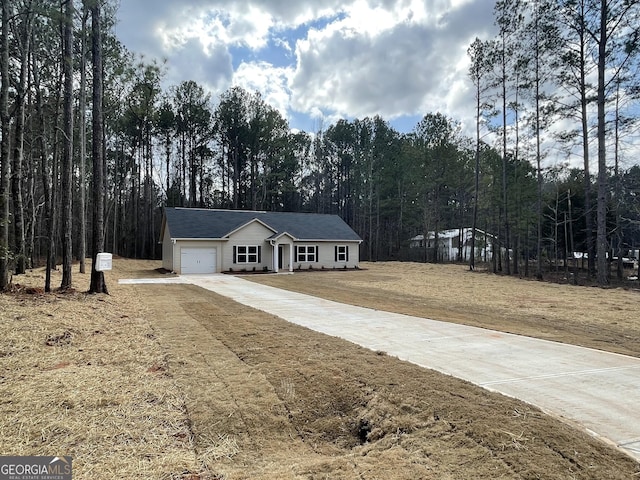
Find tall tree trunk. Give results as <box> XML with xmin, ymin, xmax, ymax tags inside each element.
<box><xmin>512</xmin><ymin>73</ymin><xmax>521</xmax><ymax>275</ymax></box>
<box><xmin>567</xmin><ymin>190</ymin><xmax>577</xmax><ymax>283</ymax></box>
<box><xmin>467</xmin><ymin>38</ymin><xmax>486</xmax><ymax>271</ymax></box>
<box><xmin>500</xmin><ymin>33</ymin><xmax>511</xmax><ymax>276</ymax></box>
<box><xmin>50</xmin><ymin>86</ymin><xmax>62</xmax><ymax>291</ymax></box>
<box><xmin>149</xmin><ymin>129</ymin><xmax>154</xmax><ymax>257</ymax></box>
<box><xmin>89</xmin><ymin>0</ymin><xmax>107</xmax><ymax>294</ymax></box>
<box><xmin>189</xmin><ymin>138</ymin><xmax>196</xmax><ymax>206</ymax></box>
<box><xmin>112</xmin><ymin>138</ymin><xmax>120</xmax><ymax>255</ymax></box>
<box><xmin>524</xmin><ymin>224</ymin><xmax>530</xmax><ymax>277</ymax></box>
<box><xmin>578</xmin><ymin>6</ymin><xmax>596</xmax><ymax>278</ymax></box>
<box><xmin>368</xmin><ymin>155</ymin><xmax>373</xmax><ymax>261</ymax></box>
<box><xmin>534</xmin><ymin>2</ymin><xmax>543</xmax><ymax>281</ymax></box>
<box><xmin>595</xmin><ymin>0</ymin><xmax>609</xmax><ymax>286</ymax></box>
<box><xmin>181</xmin><ymin>132</ymin><xmax>186</xmax><ymax>204</ymax></box>
<box><xmin>33</xmin><ymin>51</ymin><xmax>53</xmax><ymax>292</ymax></box>
<box><xmin>165</xmin><ymin>134</ymin><xmax>171</xmax><ymax>199</ymax></box>
<box><xmin>25</xmin><ymin>126</ymin><xmax>36</xmax><ymax>268</ymax></box>
<box><xmin>613</xmin><ymin>81</ymin><xmax>623</xmax><ymax>280</ymax></box>
<box><xmin>470</xmin><ymin>82</ymin><xmax>481</xmax><ymax>271</ymax></box>
<box><xmin>233</xmin><ymin>143</ymin><xmax>240</xmax><ymax>209</ymax></box>
<box><xmin>60</xmin><ymin>0</ymin><xmax>74</xmax><ymax>290</ymax></box>
<box><xmin>11</xmin><ymin>1</ymin><xmax>32</xmax><ymax>275</ymax></box>
<box><xmin>0</xmin><ymin>0</ymin><xmax>10</xmax><ymax>289</ymax></box>
<box><xmin>78</xmin><ymin>3</ymin><xmax>89</xmax><ymax>274</ymax></box>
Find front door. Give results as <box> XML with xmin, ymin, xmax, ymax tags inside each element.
<box><xmin>278</xmin><ymin>245</ymin><xmax>284</xmax><ymax>269</ymax></box>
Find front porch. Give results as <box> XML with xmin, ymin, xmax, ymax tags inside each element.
<box><xmin>269</xmin><ymin>233</ymin><xmax>294</xmax><ymax>273</ymax></box>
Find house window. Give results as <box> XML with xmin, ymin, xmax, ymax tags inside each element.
<box><xmin>234</xmin><ymin>245</ymin><xmax>261</xmax><ymax>264</ymax></box>
<box><xmin>335</xmin><ymin>245</ymin><xmax>349</xmax><ymax>262</ymax></box>
<box><xmin>296</xmin><ymin>245</ymin><xmax>317</xmax><ymax>262</ymax></box>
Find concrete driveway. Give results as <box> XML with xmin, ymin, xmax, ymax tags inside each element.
<box><xmin>125</xmin><ymin>273</ymin><xmax>640</xmax><ymax>461</ymax></box>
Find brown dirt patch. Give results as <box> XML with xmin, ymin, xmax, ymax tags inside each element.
<box><xmin>1</xmin><ymin>259</ymin><xmax>639</xmax><ymax>479</ymax></box>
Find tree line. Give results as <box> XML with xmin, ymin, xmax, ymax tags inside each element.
<box><xmin>0</xmin><ymin>0</ymin><xmax>638</xmax><ymax>292</ymax></box>
<box><xmin>468</xmin><ymin>0</ymin><xmax>639</xmax><ymax>283</ymax></box>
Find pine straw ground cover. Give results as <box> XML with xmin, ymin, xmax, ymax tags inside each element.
<box><xmin>0</xmin><ymin>261</ymin><xmax>200</xmax><ymax>479</ymax></box>
<box><xmin>1</xmin><ymin>259</ymin><xmax>640</xmax><ymax>479</ymax></box>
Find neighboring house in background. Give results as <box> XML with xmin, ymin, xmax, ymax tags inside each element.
<box><xmin>160</xmin><ymin>207</ymin><xmax>362</xmax><ymax>274</ymax></box>
<box><xmin>409</xmin><ymin>228</ymin><xmax>495</xmax><ymax>262</ymax></box>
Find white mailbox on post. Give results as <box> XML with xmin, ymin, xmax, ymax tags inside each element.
<box><xmin>96</xmin><ymin>252</ymin><xmax>113</xmax><ymax>272</ymax></box>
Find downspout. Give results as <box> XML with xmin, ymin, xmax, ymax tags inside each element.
<box><xmin>171</xmin><ymin>238</ymin><xmax>177</xmax><ymax>273</ymax></box>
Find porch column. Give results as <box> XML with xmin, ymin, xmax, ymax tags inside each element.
<box><xmin>289</xmin><ymin>244</ymin><xmax>294</xmax><ymax>272</ymax></box>
<box><xmin>273</xmin><ymin>242</ymin><xmax>279</xmax><ymax>273</ymax></box>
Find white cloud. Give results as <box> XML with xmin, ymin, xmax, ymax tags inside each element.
<box><xmin>288</xmin><ymin>0</ymin><xmax>495</xmax><ymax>129</ymax></box>
<box><xmin>273</xmin><ymin>37</ymin><xmax>293</xmax><ymax>53</ymax></box>
<box><xmin>115</xmin><ymin>0</ymin><xmax>497</xmax><ymax>134</ymax></box>
<box><xmin>233</xmin><ymin>61</ymin><xmax>293</xmax><ymax>119</ymax></box>
<box><xmin>226</xmin><ymin>5</ymin><xmax>274</xmax><ymax>50</ymax></box>
<box><xmin>162</xmin><ymin>38</ymin><xmax>234</xmax><ymax>93</ymax></box>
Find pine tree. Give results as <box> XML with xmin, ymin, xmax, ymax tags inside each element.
<box><xmin>89</xmin><ymin>0</ymin><xmax>108</xmax><ymax>294</ymax></box>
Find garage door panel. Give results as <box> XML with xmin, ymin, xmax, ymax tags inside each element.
<box><xmin>181</xmin><ymin>247</ymin><xmax>217</xmax><ymax>274</ymax></box>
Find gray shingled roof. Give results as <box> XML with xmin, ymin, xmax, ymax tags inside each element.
<box><xmin>163</xmin><ymin>208</ymin><xmax>362</xmax><ymax>241</ymax></box>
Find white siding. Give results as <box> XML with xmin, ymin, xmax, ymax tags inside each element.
<box><xmin>225</xmin><ymin>221</ymin><xmax>273</xmax><ymax>272</ymax></box>
<box><xmin>294</xmin><ymin>242</ymin><xmax>360</xmax><ymax>270</ymax></box>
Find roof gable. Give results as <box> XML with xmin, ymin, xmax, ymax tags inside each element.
<box><xmin>226</xmin><ymin>218</ymin><xmax>277</xmax><ymax>238</ymax></box>
<box><xmin>267</xmin><ymin>231</ymin><xmax>296</xmax><ymax>241</ymax></box>
<box><xmin>162</xmin><ymin>208</ymin><xmax>362</xmax><ymax>242</ymax></box>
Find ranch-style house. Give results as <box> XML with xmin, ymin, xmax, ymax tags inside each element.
<box><xmin>160</xmin><ymin>207</ymin><xmax>362</xmax><ymax>274</ymax></box>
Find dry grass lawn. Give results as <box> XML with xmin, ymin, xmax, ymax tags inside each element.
<box><xmin>0</xmin><ymin>261</ymin><xmax>199</xmax><ymax>478</ymax></box>
<box><xmin>1</xmin><ymin>259</ymin><xmax>639</xmax><ymax>479</ymax></box>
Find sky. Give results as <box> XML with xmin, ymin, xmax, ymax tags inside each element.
<box><xmin>113</xmin><ymin>0</ymin><xmax>497</xmax><ymax>137</ymax></box>
<box><xmin>111</xmin><ymin>0</ymin><xmax>639</xmax><ymax>171</ymax></box>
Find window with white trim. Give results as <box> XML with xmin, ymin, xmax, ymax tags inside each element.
<box><xmin>336</xmin><ymin>245</ymin><xmax>349</xmax><ymax>262</ymax></box>
<box><xmin>296</xmin><ymin>245</ymin><xmax>317</xmax><ymax>262</ymax></box>
<box><xmin>235</xmin><ymin>245</ymin><xmax>260</xmax><ymax>264</ymax></box>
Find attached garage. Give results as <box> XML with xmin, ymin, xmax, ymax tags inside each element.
<box><xmin>180</xmin><ymin>247</ymin><xmax>217</xmax><ymax>274</ymax></box>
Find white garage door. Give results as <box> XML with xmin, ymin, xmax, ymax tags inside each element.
<box><xmin>181</xmin><ymin>247</ymin><xmax>217</xmax><ymax>274</ymax></box>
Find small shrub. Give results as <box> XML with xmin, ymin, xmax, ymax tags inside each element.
<box><xmin>263</xmin><ymin>266</ymin><xmax>268</xmax><ymax>272</ymax></box>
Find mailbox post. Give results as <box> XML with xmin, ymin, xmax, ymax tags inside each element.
<box><xmin>96</xmin><ymin>253</ymin><xmax>112</xmax><ymax>272</ymax></box>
